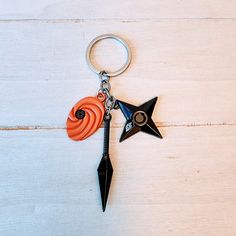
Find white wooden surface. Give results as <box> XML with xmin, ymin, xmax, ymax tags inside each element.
<box><xmin>0</xmin><ymin>1</ymin><xmax>236</xmax><ymax>236</ymax></box>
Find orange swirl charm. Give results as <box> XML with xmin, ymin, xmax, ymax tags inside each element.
<box><xmin>66</xmin><ymin>94</ymin><xmax>106</xmax><ymax>141</ymax></box>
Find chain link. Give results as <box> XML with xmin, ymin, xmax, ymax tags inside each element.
<box><xmin>98</xmin><ymin>71</ymin><xmax>117</xmax><ymax>115</ymax></box>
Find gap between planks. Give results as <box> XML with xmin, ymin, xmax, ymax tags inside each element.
<box><xmin>0</xmin><ymin>122</ymin><xmax>235</xmax><ymax>131</ymax></box>
<box><xmin>0</xmin><ymin>18</ymin><xmax>236</xmax><ymax>24</ymax></box>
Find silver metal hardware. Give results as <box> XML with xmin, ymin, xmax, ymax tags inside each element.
<box><xmin>86</xmin><ymin>34</ymin><xmax>132</xmax><ymax>77</ymax></box>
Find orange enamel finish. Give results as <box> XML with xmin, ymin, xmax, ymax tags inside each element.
<box><xmin>67</xmin><ymin>96</ymin><xmax>105</xmax><ymax>141</ymax></box>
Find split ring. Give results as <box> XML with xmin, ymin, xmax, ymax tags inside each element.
<box><xmin>86</xmin><ymin>34</ymin><xmax>132</xmax><ymax>77</ymax></box>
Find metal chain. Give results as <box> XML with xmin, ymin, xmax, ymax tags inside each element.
<box><xmin>98</xmin><ymin>71</ymin><xmax>117</xmax><ymax>115</ymax></box>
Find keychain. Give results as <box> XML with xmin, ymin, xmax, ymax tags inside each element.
<box><xmin>66</xmin><ymin>34</ymin><xmax>162</xmax><ymax>211</ymax></box>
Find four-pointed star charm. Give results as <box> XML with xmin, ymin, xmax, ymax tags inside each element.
<box><xmin>116</xmin><ymin>97</ymin><xmax>163</xmax><ymax>142</ymax></box>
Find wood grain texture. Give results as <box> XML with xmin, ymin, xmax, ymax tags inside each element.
<box><xmin>0</xmin><ymin>21</ymin><xmax>235</xmax><ymax>128</ymax></box>
<box><xmin>0</xmin><ymin>0</ymin><xmax>236</xmax><ymax>19</ymax></box>
<box><xmin>0</xmin><ymin>0</ymin><xmax>236</xmax><ymax>235</ymax></box>
<box><xmin>1</xmin><ymin>80</ymin><xmax>235</xmax><ymax>127</ymax></box>
<box><xmin>0</xmin><ymin>127</ymin><xmax>235</xmax><ymax>236</ymax></box>
<box><xmin>1</xmin><ymin>21</ymin><xmax>236</xmax><ymax>82</ymax></box>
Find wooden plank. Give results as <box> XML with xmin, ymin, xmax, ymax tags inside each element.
<box><xmin>0</xmin><ymin>204</ymin><xmax>235</xmax><ymax>236</ymax></box>
<box><xmin>1</xmin><ymin>126</ymin><xmax>235</xmax><ymax>205</ymax></box>
<box><xmin>0</xmin><ymin>21</ymin><xmax>235</xmax><ymax>127</ymax></box>
<box><xmin>1</xmin><ymin>80</ymin><xmax>235</xmax><ymax>127</ymax></box>
<box><xmin>0</xmin><ymin>21</ymin><xmax>236</xmax><ymax>82</ymax></box>
<box><xmin>0</xmin><ymin>0</ymin><xmax>236</xmax><ymax>20</ymax></box>
<box><xmin>0</xmin><ymin>126</ymin><xmax>235</xmax><ymax>235</ymax></box>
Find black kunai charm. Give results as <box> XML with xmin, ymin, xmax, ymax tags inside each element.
<box><xmin>97</xmin><ymin>114</ymin><xmax>113</xmax><ymax>212</ymax></box>
<box><xmin>116</xmin><ymin>97</ymin><xmax>162</xmax><ymax>142</ymax></box>
<box><xmin>85</xmin><ymin>34</ymin><xmax>131</xmax><ymax>211</ymax></box>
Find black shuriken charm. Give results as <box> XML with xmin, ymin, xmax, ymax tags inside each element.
<box><xmin>97</xmin><ymin>114</ymin><xmax>113</xmax><ymax>212</ymax></box>
<box><xmin>116</xmin><ymin>97</ymin><xmax>163</xmax><ymax>142</ymax></box>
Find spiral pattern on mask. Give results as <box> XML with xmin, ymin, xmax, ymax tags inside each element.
<box><xmin>67</xmin><ymin>96</ymin><xmax>105</xmax><ymax>141</ymax></box>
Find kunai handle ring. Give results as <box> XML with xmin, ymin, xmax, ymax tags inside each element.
<box><xmin>86</xmin><ymin>34</ymin><xmax>132</xmax><ymax>77</ymax></box>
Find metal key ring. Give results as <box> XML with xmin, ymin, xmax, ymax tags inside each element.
<box><xmin>86</xmin><ymin>34</ymin><xmax>132</xmax><ymax>77</ymax></box>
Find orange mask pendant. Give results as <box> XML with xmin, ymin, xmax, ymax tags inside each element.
<box><xmin>66</xmin><ymin>94</ymin><xmax>106</xmax><ymax>141</ymax></box>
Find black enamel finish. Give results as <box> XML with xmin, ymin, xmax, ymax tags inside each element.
<box><xmin>116</xmin><ymin>97</ymin><xmax>163</xmax><ymax>142</ymax></box>
<box><xmin>97</xmin><ymin>114</ymin><xmax>113</xmax><ymax>212</ymax></box>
